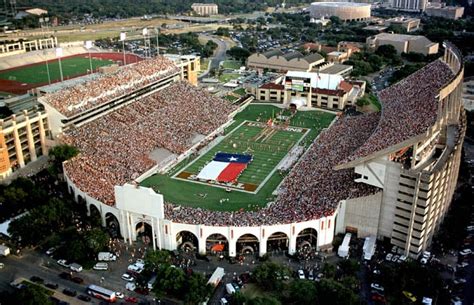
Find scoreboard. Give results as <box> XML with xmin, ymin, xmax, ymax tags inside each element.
<box><xmin>284</xmin><ymin>76</ymin><xmax>311</xmax><ymax>92</ymax></box>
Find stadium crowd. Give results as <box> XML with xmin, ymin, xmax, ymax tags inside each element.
<box><xmin>63</xmin><ymin>81</ymin><xmax>235</xmax><ymax>204</ymax></box>
<box><xmin>42</xmin><ymin>56</ymin><xmax>180</xmax><ymax>117</ymax></box>
<box><xmin>343</xmin><ymin>59</ymin><xmax>454</xmax><ymax>163</ymax></box>
<box><xmin>165</xmin><ymin>112</ymin><xmax>381</xmax><ymax>226</ymax></box>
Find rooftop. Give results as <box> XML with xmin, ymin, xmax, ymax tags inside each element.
<box><xmin>310</xmin><ymin>2</ymin><xmax>371</xmax><ymax>7</ymax></box>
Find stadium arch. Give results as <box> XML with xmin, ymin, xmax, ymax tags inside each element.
<box><xmin>135</xmin><ymin>221</ymin><xmax>153</xmax><ymax>245</ymax></box>
<box><xmin>176</xmin><ymin>231</ymin><xmax>199</xmax><ymax>252</ymax></box>
<box><xmin>236</xmin><ymin>233</ymin><xmax>259</xmax><ymax>255</ymax></box>
<box><xmin>296</xmin><ymin>228</ymin><xmax>318</xmax><ymax>252</ymax></box>
<box><xmin>105</xmin><ymin>212</ymin><xmax>121</xmax><ymax>239</ymax></box>
<box><xmin>266</xmin><ymin>232</ymin><xmax>289</xmax><ymax>254</ymax></box>
<box><xmin>205</xmin><ymin>233</ymin><xmax>229</xmax><ymax>255</ymax></box>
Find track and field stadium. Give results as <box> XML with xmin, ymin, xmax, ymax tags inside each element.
<box><xmin>59</xmin><ymin>44</ymin><xmax>466</xmax><ymax>259</ymax></box>
<box><xmin>0</xmin><ymin>52</ymin><xmax>141</xmax><ymax>94</ymax></box>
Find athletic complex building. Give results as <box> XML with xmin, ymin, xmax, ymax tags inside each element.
<box><xmin>54</xmin><ymin>43</ymin><xmax>464</xmax><ymax>259</ymax></box>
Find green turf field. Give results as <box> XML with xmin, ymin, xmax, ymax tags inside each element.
<box><xmin>176</xmin><ymin>121</ymin><xmax>307</xmax><ymax>192</ymax></box>
<box><xmin>0</xmin><ymin>56</ymin><xmax>115</xmax><ymax>84</ymax></box>
<box><xmin>140</xmin><ymin>104</ymin><xmax>335</xmax><ymax>211</ymax></box>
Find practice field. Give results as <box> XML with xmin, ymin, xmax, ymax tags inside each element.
<box><xmin>176</xmin><ymin>121</ymin><xmax>307</xmax><ymax>192</ymax></box>
<box><xmin>0</xmin><ymin>56</ymin><xmax>115</xmax><ymax>84</ymax></box>
<box><xmin>140</xmin><ymin>104</ymin><xmax>335</xmax><ymax>211</ymax></box>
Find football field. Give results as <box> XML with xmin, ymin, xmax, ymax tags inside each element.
<box><xmin>140</xmin><ymin>104</ymin><xmax>335</xmax><ymax>211</ymax></box>
<box><xmin>175</xmin><ymin>121</ymin><xmax>307</xmax><ymax>192</ymax></box>
<box><xmin>0</xmin><ymin>56</ymin><xmax>115</xmax><ymax>84</ymax></box>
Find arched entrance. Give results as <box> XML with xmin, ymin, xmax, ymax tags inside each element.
<box><xmin>105</xmin><ymin>213</ymin><xmax>121</xmax><ymax>239</ymax></box>
<box><xmin>296</xmin><ymin>228</ymin><xmax>318</xmax><ymax>252</ymax></box>
<box><xmin>176</xmin><ymin>231</ymin><xmax>198</xmax><ymax>252</ymax></box>
<box><xmin>89</xmin><ymin>204</ymin><xmax>101</xmax><ymax>226</ymax></box>
<box><xmin>236</xmin><ymin>234</ymin><xmax>259</xmax><ymax>255</ymax></box>
<box><xmin>206</xmin><ymin>234</ymin><xmax>229</xmax><ymax>255</ymax></box>
<box><xmin>267</xmin><ymin>232</ymin><xmax>289</xmax><ymax>253</ymax></box>
<box><xmin>136</xmin><ymin>222</ymin><xmax>153</xmax><ymax>245</ymax></box>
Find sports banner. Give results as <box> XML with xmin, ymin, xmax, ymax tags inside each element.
<box><xmin>196</xmin><ymin>153</ymin><xmax>252</xmax><ymax>183</ymax></box>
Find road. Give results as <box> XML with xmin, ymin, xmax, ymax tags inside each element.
<box><xmin>198</xmin><ymin>34</ymin><xmax>229</xmax><ymax>80</ymax></box>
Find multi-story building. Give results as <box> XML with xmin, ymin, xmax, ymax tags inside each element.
<box><xmin>256</xmin><ymin>71</ymin><xmax>365</xmax><ymax>110</ymax></box>
<box><xmin>385</xmin><ymin>17</ymin><xmax>421</xmax><ymax>32</ymax></box>
<box><xmin>0</xmin><ymin>109</ymin><xmax>50</xmax><ymax>179</ymax></box>
<box><xmin>191</xmin><ymin>3</ymin><xmax>218</xmax><ymax>16</ymax></box>
<box><xmin>425</xmin><ymin>4</ymin><xmax>465</xmax><ymax>20</ymax></box>
<box><xmin>391</xmin><ymin>0</ymin><xmax>427</xmax><ymax>12</ymax></box>
<box><xmin>367</xmin><ymin>33</ymin><xmax>439</xmax><ymax>55</ymax></box>
<box><xmin>164</xmin><ymin>54</ymin><xmax>200</xmax><ymax>86</ymax></box>
<box><xmin>247</xmin><ymin>50</ymin><xmax>325</xmax><ymax>73</ymax></box>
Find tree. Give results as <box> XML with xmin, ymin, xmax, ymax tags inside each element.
<box><xmin>226</xmin><ymin>47</ymin><xmax>251</xmax><ymax>63</ymax></box>
<box><xmin>287</xmin><ymin>280</ymin><xmax>318</xmax><ymax>305</ymax></box>
<box><xmin>154</xmin><ymin>265</ymin><xmax>186</xmax><ymax>298</ymax></box>
<box><xmin>375</xmin><ymin>44</ymin><xmax>398</xmax><ymax>60</ymax></box>
<box><xmin>17</xmin><ymin>285</ymin><xmax>53</xmax><ymax>305</ymax></box>
<box><xmin>85</xmin><ymin>228</ymin><xmax>109</xmax><ymax>254</ymax></box>
<box><xmin>48</xmin><ymin>144</ymin><xmax>79</xmax><ymax>174</ymax></box>
<box><xmin>252</xmin><ymin>261</ymin><xmax>289</xmax><ymax>291</ymax></box>
<box><xmin>183</xmin><ymin>273</ymin><xmax>212</xmax><ymax>305</ymax></box>
<box><xmin>144</xmin><ymin>249</ymin><xmax>172</xmax><ymax>272</ymax></box>
<box><xmin>247</xmin><ymin>296</ymin><xmax>281</xmax><ymax>305</ymax></box>
<box><xmin>230</xmin><ymin>292</ymin><xmax>246</xmax><ymax>305</ymax></box>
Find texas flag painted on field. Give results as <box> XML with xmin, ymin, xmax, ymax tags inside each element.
<box><xmin>196</xmin><ymin>153</ymin><xmax>252</xmax><ymax>183</ymax></box>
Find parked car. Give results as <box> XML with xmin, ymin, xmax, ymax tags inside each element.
<box><xmin>402</xmin><ymin>291</ymin><xmax>417</xmax><ymax>302</ymax></box>
<box><xmin>70</xmin><ymin>263</ymin><xmax>83</xmax><ymax>272</ymax></box>
<box><xmin>71</xmin><ymin>277</ymin><xmax>84</xmax><ymax>284</ymax></box>
<box><xmin>297</xmin><ymin>269</ymin><xmax>305</xmax><ymax>280</ymax></box>
<box><xmin>57</xmin><ymin>259</ymin><xmax>70</xmax><ymax>268</ymax></box>
<box><xmin>121</xmin><ymin>273</ymin><xmax>134</xmax><ymax>281</ymax></box>
<box><xmin>45</xmin><ymin>283</ymin><xmax>59</xmax><ymax>290</ymax></box>
<box><xmin>459</xmin><ymin>249</ymin><xmax>472</xmax><ymax>256</ymax></box>
<box><xmin>125</xmin><ymin>297</ymin><xmax>138</xmax><ymax>303</ymax></box>
<box><xmin>59</xmin><ymin>272</ymin><xmax>72</xmax><ymax>280</ymax></box>
<box><xmin>62</xmin><ymin>288</ymin><xmax>77</xmax><ymax>297</ymax></box>
<box><xmin>135</xmin><ymin>287</ymin><xmax>149</xmax><ymax>295</ymax></box>
<box><xmin>385</xmin><ymin>253</ymin><xmax>393</xmax><ymax>261</ymax></box>
<box><xmin>46</xmin><ymin>247</ymin><xmax>56</xmax><ymax>256</ymax></box>
<box><xmin>115</xmin><ymin>292</ymin><xmax>124</xmax><ymax>299</ymax></box>
<box><xmin>371</xmin><ymin>283</ymin><xmax>384</xmax><ymax>292</ymax></box>
<box><xmin>30</xmin><ymin>276</ymin><xmax>44</xmax><ymax>284</ymax></box>
<box><xmin>77</xmin><ymin>295</ymin><xmax>91</xmax><ymax>302</ymax></box>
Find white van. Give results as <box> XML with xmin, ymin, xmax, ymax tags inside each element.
<box><xmin>225</xmin><ymin>283</ymin><xmax>236</xmax><ymax>295</ymax></box>
<box><xmin>220</xmin><ymin>298</ymin><xmax>228</xmax><ymax>305</ymax></box>
<box><xmin>93</xmin><ymin>262</ymin><xmax>109</xmax><ymax>271</ymax></box>
<box><xmin>70</xmin><ymin>263</ymin><xmax>83</xmax><ymax>272</ymax></box>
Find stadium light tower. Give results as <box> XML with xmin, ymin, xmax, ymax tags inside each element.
<box><xmin>55</xmin><ymin>47</ymin><xmax>64</xmax><ymax>82</ymax></box>
<box><xmin>43</xmin><ymin>49</ymin><xmax>51</xmax><ymax>85</ymax></box>
<box><xmin>120</xmin><ymin>32</ymin><xmax>126</xmax><ymax>65</ymax></box>
<box><xmin>85</xmin><ymin>40</ymin><xmax>93</xmax><ymax>73</ymax></box>
<box><xmin>143</xmin><ymin>27</ymin><xmax>150</xmax><ymax>59</ymax></box>
<box><xmin>155</xmin><ymin>27</ymin><xmax>159</xmax><ymax>56</ymax></box>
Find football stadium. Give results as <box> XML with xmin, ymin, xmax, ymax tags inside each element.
<box><xmin>57</xmin><ymin>43</ymin><xmax>465</xmax><ymax>258</ymax></box>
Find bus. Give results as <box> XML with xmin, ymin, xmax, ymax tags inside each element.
<box><xmin>87</xmin><ymin>284</ymin><xmax>116</xmax><ymax>302</ymax></box>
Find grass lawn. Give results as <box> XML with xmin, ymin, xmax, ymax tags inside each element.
<box><xmin>218</xmin><ymin>73</ymin><xmax>240</xmax><ymax>83</ymax></box>
<box><xmin>140</xmin><ymin>104</ymin><xmax>335</xmax><ymax>211</ymax></box>
<box><xmin>233</xmin><ymin>87</ymin><xmax>247</xmax><ymax>96</ymax></box>
<box><xmin>224</xmin><ymin>95</ymin><xmax>238</xmax><ymax>102</ymax></box>
<box><xmin>0</xmin><ymin>56</ymin><xmax>115</xmax><ymax>84</ymax></box>
<box><xmin>222</xmin><ymin>60</ymin><xmax>242</xmax><ymax>70</ymax></box>
<box><xmin>200</xmin><ymin>58</ymin><xmax>210</xmax><ymax>72</ymax></box>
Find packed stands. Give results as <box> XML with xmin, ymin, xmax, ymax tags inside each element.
<box><xmin>43</xmin><ymin>56</ymin><xmax>180</xmax><ymax>117</ymax></box>
<box><xmin>165</xmin><ymin>112</ymin><xmax>381</xmax><ymax>226</ymax></box>
<box><xmin>62</xmin><ymin>81</ymin><xmax>236</xmax><ymax>205</ymax></box>
<box><xmin>343</xmin><ymin>59</ymin><xmax>454</xmax><ymax>163</ymax></box>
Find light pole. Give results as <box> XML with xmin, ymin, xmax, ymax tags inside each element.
<box><xmin>155</xmin><ymin>27</ymin><xmax>159</xmax><ymax>56</ymax></box>
<box><xmin>44</xmin><ymin>50</ymin><xmax>51</xmax><ymax>85</ymax></box>
<box><xmin>85</xmin><ymin>40</ymin><xmax>93</xmax><ymax>73</ymax></box>
<box><xmin>120</xmin><ymin>32</ymin><xmax>127</xmax><ymax>65</ymax></box>
<box><xmin>55</xmin><ymin>47</ymin><xmax>64</xmax><ymax>82</ymax></box>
